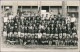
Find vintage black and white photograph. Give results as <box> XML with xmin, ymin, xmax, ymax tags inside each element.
<box><xmin>0</xmin><ymin>0</ymin><xmax>79</xmax><ymax>51</ymax></box>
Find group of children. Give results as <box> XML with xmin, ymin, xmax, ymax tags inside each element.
<box><xmin>3</xmin><ymin>13</ymin><xmax>78</xmax><ymax>46</ymax></box>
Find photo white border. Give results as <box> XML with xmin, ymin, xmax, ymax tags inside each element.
<box><xmin>0</xmin><ymin>0</ymin><xmax>80</xmax><ymax>52</ymax></box>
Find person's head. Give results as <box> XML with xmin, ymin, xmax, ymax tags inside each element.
<box><xmin>67</xmin><ymin>23</ymin><xmax>70</xmax><ymax>27</ymax></box>
<box><xmin>25</xmin><ymin>26</ymin><xmax>27</xmax><ymax>29</ymax></box>
<box><xmin>54</xmin><ymin>15</ymin><xmax>56</xmax><ymax>18</ymax></box>
<box><xmin>46</xmin><ymin>14</ymin><xmax>48</xmax><ymax>17</ymax></box>
<box><xmin>24</xmin><ymin>17</ymin><xmax>26</xmax><ymax>19</ymax></box>
<box><xmin>34</xmin><ymin>20</ymin><xmax>36</xmax><ymax>22</ymax></box>
<box><xmin>22</xmin><ymin>25</ymin><xmax>24</xmax><ymax>28</ymax></box>
<box><xmin>4</xmin><ymin>26</ymin><xmax>6</xmax><ymax>28</ymax></box>
<box><xmin>67</xmin><ymin>20</ymin><xmax>70</xmax><ymax>23</ymax></box>
<box><xmin>11</xmin><ymin>26</ymin><xmax>13</xmax><ymax>29</ymax></box>
<box><xmin>75</xmin><ymin>34</ymin><xmax>78</xmax><ymax>37</ymax></box>
<box><xmin>57</xmin><ymin>21</ymin><xmax>59</xmax><ymax>24</ymax></box>
<box><xmin>51</xmin><ymin>24</ymin><xmax>54</xmax><ymax>26</ymax></box>
<box><xmin>68</xmin><ymin>27</ymin><xmax>70</xmax><ymax>29</ymax></box>
<box><xmin>15</xmin><ymin>25</ymin><xmax>17</xmax><ymax>28</ymax></box>
<box><xmin>35</xmin><ymin>13</ymin><xmax>38</xmax><ymax>16</ymax></box>
<box><xmin>47</xmin><ymin>27</ymin><xmax>50</xmax><ymax>30</ymax></box>
<box><xmin>43</xmin><ymin>20</ymin><xmax>45</xmax><ymax>23</ymax></box>
<box><xmin>33</xmin><ymin>24</ymin><xmax>36</xmax><ymax>27</ymax></box>
<box><xmin>16</xmin><ymin>15</ymin><xmax>19</xmax><ymax>18</ymax></box>
<box><xmin>58</xmin><ymin>23</ymin><xmax>61</xmax><ymax>27</ymax></box>
<box><xmin>52</xmin><ymin>27</ymin><xmax>54</xmax><ymax>29</ymax></box>
<box><xmin>62</xmin><ymin>20</ymin><xmax>65</xmax><ymax>24</ymax></box>
<box><xmin>8</xmin><ymin>19</ymin><xmax>10</xmax><ymax>23</ymax></box>
<box><xmin>43</xmin><ymin>33</ymin><xmax>46</xmax><ymax>35</ymax></box>
<box><xmin>45</xmin><ymin>24</ymin><xmax>47</xmax><ymax>27</ymax></box>
<box><xmin>41</xmin><ymin>14</ymin><xmax>44</xmax><ymax>17</ymax></box>
<box><xmin>62</xmin><ymin>15</ymin><xmax>65</xmax><ymax>18</ymax></box>
<box><xmin>56</xmin><ymin>28</ymin><xmax>57</xmax><ymax>30</ymax></box>
<box><xmin>21</xmin><ymin>16</ymin><xmax>24</xmax><ymax>19</ymax></box>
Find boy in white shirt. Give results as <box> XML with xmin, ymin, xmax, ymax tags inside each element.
<box><xmin>71</xmin><ymin>14</ymin><xmax>76</xmax><ymax>29</ymax></box>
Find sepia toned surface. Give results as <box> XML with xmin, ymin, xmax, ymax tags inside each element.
<box><xmin>0</xmin><ymin>0</ymin><xmax>80</xmax><ymax>52</ymax></box>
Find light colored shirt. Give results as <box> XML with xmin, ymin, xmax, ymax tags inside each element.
<box><xmin>41</xmin><ymin>17</ymin><xmax>45</xmax><ymax>20</ymax></box>
<box><xmin>71</xmin><ymin>17</ymin><xmax>76</xmax><ymax>22</ymax></box>
<box><xmin>3</xmin><ymin>31</ymin><xmax>7</xmax><ymax>36</ymax></box>
<box><xmin>45</xmin><ymin>17</ymin><xmax>49</xmax><ymax>19</ymax></box>
<box><xmin>66</xmin><ymin>16</ymin><xmax>71</xmax><ymax>23</ymax></box>
<box><xmin>38</xmin><ymin>33</ymin><xmax>42</xmax><ymax>38</ymax></box>
<box><xmin>9</xmin><ymin>15</ymin><xmax>13</xmax><ymax>19</ymax></box>
<box><xmin>4</xmin><ymin>17</ymin><xmax>8</xmax><ymax>22</ymax></box>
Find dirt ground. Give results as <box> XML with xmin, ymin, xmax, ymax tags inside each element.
<box><xmin>1</xmin><ymin>36</ymin><xmax>78</xmax><ymax>51</ymax></box>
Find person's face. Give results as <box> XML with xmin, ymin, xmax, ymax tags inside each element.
<box><xmin>56</xmin><ymin>28</ymin><xmax>57</xmax><ymax>30</ymax></box>
<box><xmin>68</xmin><ymin>27</ymin><xmax>70</xmax><ymax>29</ymax></box>
<box><xmin>15</xmin><ymin>26</ymin><xmax>17</xmax><ymax>28</ymax></box>
<box><xmin>52</xmin><ymin>24</ymin><xmax>53</xmax><ymax>26</ymax></box>
<box><xmin>75</xmin><ymin>35</ymin><xmax>78</xmax><ymax>37</ymax></box>
<box><xmin>62</xmin><ymin>21</ymin><xmax>64</xmax><ymax>24</ymax></box>
<box><xmin>43</xmin><ymin>21</ymin><xmax>45</xmax><ymax>23</ymax></box>
<box><xmin>35</xmin><ymin>14</ymin><xmax>38</xmax><ymax>16</ymax></box>
<box><xmin>54</xmin><ymin>15</ymin><xmax>56</xmax><ymax>18</ymax></box>
<box><xmin>52</xmin><ymin>20</ymin><xmax>54</xmax><ymax>23</ymax></box>
<box><xmin>9</xmin><ymin>24</ymin><xmax>10</xmax><ymax>26</ymax></box>
<box><xmin>64</xmin><ymin>26</ymin><xmax>66</xmax><ymax>29</ymax></box>
<box><xmin>34</xmin><ymin>24</ymin><xmax>35</xmax><ymax>27</ymax></box>
<box><xmin>59</xmin><ymin>24</ymin><xmax>61</xmax><ymax>26</ymax></box>
<box><xmin>73</xmin><ymin>27</ymin><xmax>76</xmax><ymax>29</ymax></box>
<box><xmin>35</xmin><ymin>20</ymin><xmax>36</xmax><ymax>23</ymax></box>
<box><xmin>16</xmin><ymin>16</ymin><xmax>18</xmax><ymax>18</ymax></box>
<box><xmin>24</xmin><ymin>17</ymin><xmax>26</xmax><ymax>19</ymax></box>
<box><xmin>45</xmin><ymin>25</ymin><xmax>47</xmax><ymax>27</ymax></box>
<box><xmin>11</xmin><ymin>27</ymin><xmax>12</xmax><ymax>29</ymax></box>
<box><xmin>25</xmin><ymin>27</ymin><xmax>27</xmax><ymax>29</ymax></box>
<box><xmin>4</xmin><ymin>26</ymin><xmax>6</xmax><ymax>28</ymax></box>
<box><xmin>12</xmin><ymin>27</ymin><xmax>14</xmax><ymax>29</ymax></box>
<box><xmin>22</xmin><ymin>17</ymin><xmax>24</xmax><ymax>19</ymax></box>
